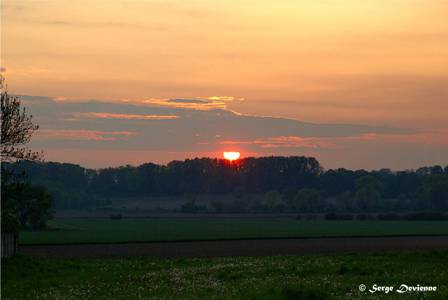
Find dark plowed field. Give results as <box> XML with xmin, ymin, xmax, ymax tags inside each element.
<box><xmin>20</xmin><ymin>235</ymin><xmax>448</xmax><ymax>258</ymax></box>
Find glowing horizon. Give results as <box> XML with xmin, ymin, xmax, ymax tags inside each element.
<box><xmin>223</xmin><ymin>152</ymin><xmax>241</xmax><ymax>162</ymax></box>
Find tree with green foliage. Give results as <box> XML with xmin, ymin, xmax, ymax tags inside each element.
<box><xmin>354</xmin><ymin>175</ymin><xmax>382</xmax><ymax>212</ymax></box>
<box><xmin>4</xmin><ymin>154</ymin><xmax>448</xmax><ymax>213</ymax></box>
<box><xmin>264</xmin><ymin>190</ymin><xmax>285</xmax><ymax>212</ymax></box>
<box><xmin>1</xmin><ymin>76</ymin><xmax>41</xmax><ymax>162</ymax></box>
<box><xmin>2</xmin><ymin>180</ymin><xmax>52</xmax><ymax>229</ymax></box>
<box><xmin>1</xmin><ymin>171</ymin><xmax>21</xmax><ymax>232</ymax></box>
<box><xmin>424</xmin><ymin>175</ymin><xmax>448</xmax><ymax>210</ymax></box>
<box><xmin>293</xmin><ymin>188</ymin><xmax>324</xmax><ymax>213</ymax></box>
<box><xmin>332</xmin><ymin>191</ymin><xmax>355</xmax><ymax>212</ymax></box>
<box><xmin>1</xmin><ymin>75</ymin><xmax>51</xmax><ymax>231</ymax></box>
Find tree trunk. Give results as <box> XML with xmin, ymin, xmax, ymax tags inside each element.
<box><xmin>1</xmin><ymin>232</ymin><xmax>17</xmax><ymax>258</ymax></box>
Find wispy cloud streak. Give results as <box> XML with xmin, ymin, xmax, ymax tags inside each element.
<box><xmin>35</xmin><ymin>130</ymin><xmax>136</xmax><ymax>141</ymax></box>
<box><xmin>72</xmin><ymin>112</ymin><xmax>179</xmax><ymax>120</ymax></box>
<box><xmin>220</xmin><ymin>136</ymin><xmax>337</xmax><ymax>149</ymax></box>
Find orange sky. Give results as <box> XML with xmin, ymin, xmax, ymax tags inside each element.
<box><xmin>1</xmin><ymin>1</ymin><xmax>448</xmax><ymax>168</ymax></box>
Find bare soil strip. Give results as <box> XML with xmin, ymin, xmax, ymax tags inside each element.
<box><xmin>19</xmin><ymin>236</ymin><xmax>448</xmax><ymax>259</ymax></box>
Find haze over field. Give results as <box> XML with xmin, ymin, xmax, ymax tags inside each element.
<box><xmin>2</xmin><ymin>0</ymin><xmax>448</xmax><ymax>169</ymax></box>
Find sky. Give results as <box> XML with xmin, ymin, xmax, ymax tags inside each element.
<box><xmin>1</xmin><ymin>0</ymin><xmax>448</xmax><ymax>170</ymax></box>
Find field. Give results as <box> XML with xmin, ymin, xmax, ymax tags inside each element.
<box><xmin>20</xmin><ymin>217</ymin><xmax>448</xmax><ymax>245</ymax></box>
<box><xmin>3</xmin><ymin>251</ymin><xmax>447</xmax><ymax>299</ymax></box>
<box><xmin>11</xmin><ymin>217</ymin><xmax>448</xmax><ymax>299</ymax></box>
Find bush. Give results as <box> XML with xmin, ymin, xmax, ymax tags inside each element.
<box><xmin>338</xmin><ymin>264</ymin><xmax>350</xmax><ymax>275</ymax></box>
<box><xmin>295</xmin><ymin>214</ymin><xmax>302</xmax><ymax>220</ymax></box>
<box><xmin>247</xmin><ymin>285</ymin><xmax>333</xmax><ymax>300</ymax></box>
<box><xmin>377</xmin><ymin>213</ymin><xmax>401</xmax><ymax>220</ymax></box>
<box><xmin>305</xmin><ymin>214</ymin><xmax>317</xmax><ymax>221</ymax></box>
<box><xmin>356</xmin><ymin>214</ymin><xmax>376</xmax><ymax>221</ymax></box>
<box><xmin>324</xmin><ymin>213</ymin><xmax>354</xmax><ymax>220</ymax></box>
<box><xmin>293</xmin><ymin>189</ymin><xmax>324</xmax><ymax>213</ymax></box>
<box><xmin>403</xmin><ymin>212</ymin><xmax>448</xmax><ymax>221</ymax></box>
<box><xmin>1</xmin><ymin>211</ymin><xmax>20</xmax><ymax>233</ymax></box>
<box><xmin>180</xmin><ymin>201</ymin><xmax>208</xmax><ymax>213</ymax></box>
<box><xmin>110</xmin><ymin>214</ymin><xmax>122</xmax><ymax>220</ymax></box>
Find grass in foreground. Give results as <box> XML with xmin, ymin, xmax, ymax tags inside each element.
<box><xmin>19</xmin><ymin>218</ymin><xmax>448</xmax><ymax>244</ymax></box>
<box><xmin>2</xmin><ymin>251</ymin><xmax>448</xmax><ymax>299</ymax></box>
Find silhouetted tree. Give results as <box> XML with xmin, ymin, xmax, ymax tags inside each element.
<box><xmin>1</xmin><ymin>76</ymin><xmax>51</xmax><ymax>232</ymax></box>
<box><xmin>354</xmin><ymin>176</ymin><xmax>382</xmax><ymax>211</ymax></box>
<box><xmin>424</xmin><ymin>175</ymin><xmax>448</xmax><ymax>210</ymax></box>
<box><xmin>293</xmin><ymin>188</ymin><xmax>324</xmax><ymax>213</ymax></box>
<box><xmin>6</xmin><ymin>156</ymin><xmax>448</xmax><ymax>213</ymax></box>
<box><xmin>264</xmin><ymin>190</ymin><xmax>285</xmax><ymax>212</ymax></box>
<box><xmin>1</xmin><ymin>75</ymin><xmax>41</xmax><ymax>162</ymax></box>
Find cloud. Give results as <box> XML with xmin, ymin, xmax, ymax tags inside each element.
<box><xmin>206</xmin><ymin>96</ymin><xmax>244</xmax><ymax>102</ymax></box>
<box><xmin>72</xmin><ymin>112</ymin><xmax>179</xmax><ymax>120</ymax></box>
<box><xmin>167</xmin><ymin>99</ymin><xmax>211</xmax><ymax>104</ymax></box>
<box><xmin>142</xmin><ymin>96</ymin><xmax>243</xmax><ymax>110</ymax></box>
<box><xmin>220</xmin><ymin>131</ymin><xmax>448</xmax><ymax>151</ymax></box>
<box><xmin>35</xmin><ymin>130</ymin><xmax>136</xmax><ymax>141</ymax></box>
<box><xmin>220</xmin><ymin>136</ymin><xmax>337</xmax><ymax>149</ymax></box>
<box><xmin>53</xmin><ymin>96</ymin><xmax>68</xmax><ymax>102</ymax></box>
<box><xmin>20</xmin><ymin>94</ymin><xmax>445</xmax><ymax>170</ymax></box>
<box><xmin>343</xmin><ymin>132</ymin><xmax>448</xmax><ymax>147</ymax></box>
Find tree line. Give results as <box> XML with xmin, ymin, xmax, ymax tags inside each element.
<box><xmin>7</xmin><ymin>158</ymin><xmax>448</xmax><ymax>213</ymax></box>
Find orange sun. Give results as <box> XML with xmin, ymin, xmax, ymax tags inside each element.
<box><xmin>223</xmin><ymin>151</ymin><xmax>240</xmax><ymax>161</ymax></box>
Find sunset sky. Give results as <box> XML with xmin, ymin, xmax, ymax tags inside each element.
<box><xmin>2</xmin><ymin>0</ymin><xmax>448</xmax><ymax>169</ymax></box>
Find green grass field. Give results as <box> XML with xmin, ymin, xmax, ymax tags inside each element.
<box><xmin>2</xmin><ymin>251</ymin><xmax>447</xmax><ymax>299</ymax></box>
<box><xmin>19</xmin><ymin>217</ymin><xmax>448</xmax><ymax>245</ymax></box>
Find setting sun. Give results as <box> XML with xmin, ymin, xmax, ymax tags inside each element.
<box><xmin>223</xmin><ymin>152</ymin><xmax>240</xmax><ymax>161</ymax></box>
